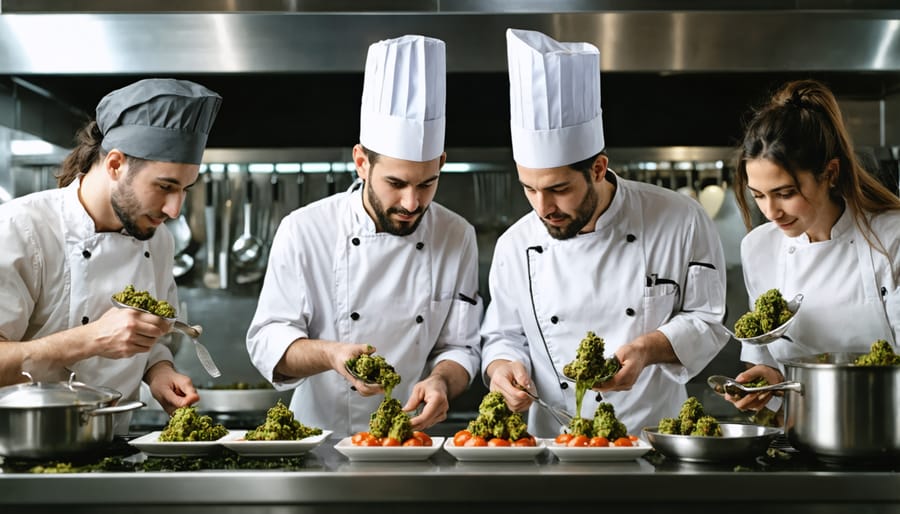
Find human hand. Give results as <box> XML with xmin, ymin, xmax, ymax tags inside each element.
<box><xmin>333</xmin><ymin>342</ymin><xmax>382</xmax><ymax>396</ymax></box>
<box><xmin>403</xmin><ymin>374</ymin><xmax>451</xmax><ymax>431</ymax></box>
<box><xmin>145</xmin><ymin>362</ymin><xmax>199</xmax><ymax>414</ymax></box>
<box><xmin>485</xmin><ymin>359</ymin><xmax>533</xmax><ymax>412</ymax></box>
<box><xmin>728</xmin><ymin>365</ymin><xmax>784</xmax><ymax>412</ymax></box>
<box><xmin>591</xmin><ymin>341</ymin><xmax>647</xmax><ymax>392</ymax></box>
<box><xmin>87</xmin><ymin>307</ymin><xmax>172</xmax><ymax>359</ymax></box>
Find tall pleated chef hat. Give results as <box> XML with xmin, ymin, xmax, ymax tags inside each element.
<box><xmin>96</xmin><ymin>78</ymin><xmax>222</xmax><ymax>165</ymax></box>
<box><xmin>507</xmin><ymin>28</ymin><xmax>604</xmax><ymax>169</ymax></box>
<box><xmin>359</xmin><ymin>35</ymin><xmax>446</xmax><ymax>162</ymax></box>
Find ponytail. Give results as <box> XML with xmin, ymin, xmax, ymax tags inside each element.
<box><xmin>56</xmin><ymin>120</ymin><xmax>105</xmax><ymax>187</ymax></box>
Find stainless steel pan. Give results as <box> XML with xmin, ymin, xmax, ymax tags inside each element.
<box><xmin>0</xmin><ymin>373</ymin><xmax>144</xmax><ymax>458</ymax></box>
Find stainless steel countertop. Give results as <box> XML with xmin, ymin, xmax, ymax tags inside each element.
<box><xmin>1</xmin><ymin>435</ymin><xmax>898</xmax><ymax>511</ymax></box>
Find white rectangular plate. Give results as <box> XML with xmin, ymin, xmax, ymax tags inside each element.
<box><xmin>128</xmin><ymin>430</ymin><xmax>229</xmax><ymax>457</ymax></box>
<box><xmin>334</xmin><ymin>436</ymin><xmax>445</xmax><ymax>461</ymax></box>
<box><xmin>442</xmin><ymin>439</ymin><xmax>546</xmax><ymax>462</ymax></box>
<box><xmin>219</xmin><ymin>430</ymin><xmax>333</xmax><ymax>457</ymax></box>
<box><xmin>543</xmin><ymin>438</ymin><xmax>651</xmax><ymax>462</ymax></box>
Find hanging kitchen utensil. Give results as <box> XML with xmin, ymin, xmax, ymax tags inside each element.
<box><xmin>296</xmin><ymin>169</ymin><xmax>306</xmax><ymax>209</ymax></box>
<box><xmin>236</xmin><ymin>173</ymin><xmax>277</xmax><ymax>285</ymax></box>
<box><xmin>167</xmin><ymin>212</ymin><xmax>194</xmax><ymax>278</ymax></box>
<box><xmin>202</xmin><ymin>171</ymin><xmax>219</xmax><ymax>289</ymax></box>
<box><xmin>326</xmin><ymin>168</ymin><xmax>337</xmax><ymax>197</ymax></box>
<box><xmin>232</xmin><ymin>172</ymin><xmax>265</xmax><ymax>268</ymax></box>
<box><xmin>219</xmin><ymin>196</ymin><xmax>233</xmax><ymax>290</ymax></box>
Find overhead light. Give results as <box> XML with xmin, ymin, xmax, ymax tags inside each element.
<box><xmin>10</xmin><ymin>139</ymin><xmax>54</xmax><ymax>156</ymax></box>
<box><xmin>442</xmin><ymin>163</ymin><xmax>471</xmax><ymax>172</ymax></box>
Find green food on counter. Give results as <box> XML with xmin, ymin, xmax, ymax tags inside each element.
<box><xmin>369</xmin><ymin>398</ymin><xmax>412</xmax><ymax>441</ymax></box>
<box><xmin>113</xmin><ymin>284</ymin><xmax>176</xmax><ymax>318</ymax></box>
<box><xmin>657</xmin><ymin>397</ymin><xmax>722</xmax><ymax>437</ymax></box>
<box><xmin>158</xmin><ymin>406</ymin><xmax>227</xmax><ymax>442</ymax></box>
<box><xmin>245</xmin><ymin>399</ymin><xmax>323</xmax><ymax>441</ymax></box>
<box><xmin>346</xmin><ymin>353</ymin><xmax>401</xmax><ymax>397</ymax></box>
<box><xmin>467</xmin><ymin>391</ymin><xmax>529</xmax><ymax>441</ymax></box>
<box><xmin>565</xmin><ymin>402</ymin><xmax>627</xmax><ymax>439</ymax></box>
<box><xmin>562</xmin><ymin>331</ymin><xmax>619</xmax><ymax>417</ymax></box>
<box><xmin>140</xmin><ymin>452</ymin><xmax>307</xmax><ymax>471</ymax></box>
<box><xmin>854</xmin><ymin>339</ymin><xmax>900</xmax><ymax>366</ymax></box>
<box><xmin>27</xmin><ymin>457</ymin><xmax>138</xmax><ymax>474</ymax></box>
<box><xmin>734</xmin><ymin>288</ymin><xmax>793</xmax><ymax>338</ymax></box>
<box><xmin>200</xmin><ymin>381</ymin><xmax>274</xmax><ymax>390</ymax></box>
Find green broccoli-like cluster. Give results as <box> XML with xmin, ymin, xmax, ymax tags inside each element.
<box><xmin>734</xmin><ymin>289</ymin><xmax>793</xmax><ymax>338</ymax></box>
<box><xmin>346</xmin><ymin>353</ymin><xmax>401</xmax><ymax>397</ymax></box>
<box><xmin>657</xmin><ymin>397</ymin><xmax>722</xmax><ymax>437</ymax></box>
<box><xmin>854</xmin><ymin>339</ymin><xmax>900</xmax><ymax>366</ymax></box>
<box><xmin>562</xmin><ymin>331</ymin><xmax>620</xmax><ymax>417</ymax></box>
<box><xmin>368</xmin><ymin>398</ymin><xmax>412</xmax><ymax>441</ymax></box>
<box><xmin>245</xmin><ymin>399</ymin><xmax>323</xmax><ymax>441</ymax></box>
<box><xmin>565</xmin><ymin>402</ymin><xmax>627</xmax><ymax>439</ymax></box>
<box><xmin>466</xmin><ymin>391</ymin><xmax>529</xmax><ymax>441</ymax></box>
<box><xmin>158</xmin><ymin>406</ymin><xmax>227</xmax><ymax>442</ymax></box>
<box><xmin>113</xmin><ymin>284</ymin><xmax>176</xmax><ymax>318</ymax></box>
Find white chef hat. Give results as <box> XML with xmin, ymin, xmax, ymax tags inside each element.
<box><xmin>507</xmin><ymin>28</ymin><xmax>604</xmax><ymax>169</ymax></box>
<box><xmin>359</xmin><ymin>35</ymin><xmax>446</xmax><ymax>162</ymax></box>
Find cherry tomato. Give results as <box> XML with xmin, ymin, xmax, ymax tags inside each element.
<box><xmin>555</xmin><ymin>433</ymin><xmax>574</xmax><ymax>445</ymax></box>
<box><xmin>351</xmin><ymin>432</ymin><xmax>371</xmax><ymax>445</ymax></box>
<box><xmin>487</xmin><ymin>438</ymin><xmax>511</xmax><ymax>447</ymax></box>
<box><xmin>613</xmin><ymin>437</ymin><xmax>633</xmax><ymax>447</ymax></box>
<box><xmin>464</xmin><ymin>436</ymin><xmax>488</xmax><ymax>447</ymax></box>
<box><xmin>513</xmin><ymin>436</ymin><xmax>537</xmax><ymax>447</ymax></box>
<box><xmin>381</xmin><ymin>437</ymin><xmax>401</xmax><ymax>447</ymax></box>
<box><xmin>567</xmin><ymin>435</ymin><xmax>590</xmax><ymax>447</ymax></box>
<box><xmin>413</xmin><ymin>431</ymin><xmax>433</xmax><ymax>447</ymax></box>
<box><xmin>628</xmin><ymin>434</ymin><xmax>639</xmax><ymax>441</ymax></box>
<box><xmin>360</xmin><ymin>436</ymin><xmax>381</xmax><ymax>446</ymax></box>
<box><xmin>589</xmin><ymin>436</ymin><xmax>610</xmax><ymax>447</ymax></box>
<box><xmin>453</xmin><ymin>430</ymin><xmax>472</xmax><ymax>447</ymax></box>
<box><xmin>402</xmin><ymin>437</ymin><xmax>424</xmax><ymax>446</ymax></box>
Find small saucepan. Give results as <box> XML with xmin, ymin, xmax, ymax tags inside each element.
<box><xmin>0</xmin><ymin>372</ymin><xmax>144</xmax><ymax>459</ymax></box>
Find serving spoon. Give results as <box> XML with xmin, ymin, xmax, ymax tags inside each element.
<box><xmin>111</xmin><ymin>297</ymin><xmax>221</xmax><ymax>377</ymax></box>
<box><xmin>706</xmin><ymin>375</ymin><xmax>802</xmax><ymax>397</ymax></box>
<box><xmin>344</xmin><ymin>362</ymin><xmax>379</xmax><ymax>386</ymax></box>
<box><xmin>562</xmin><ymin>356</ymin><xmax>622</xmax><ymax>387</ymax></box>
<box><xmin>514</xmin><ymin>381</ymin><xmax>573</xmax><ymax>427</ymax></box>
<box><xmin>726</xmin><ymin>293</ymin><xmax>804</xmax><ymax>346</ymax></box>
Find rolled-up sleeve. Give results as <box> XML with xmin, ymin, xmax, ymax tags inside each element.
<box><xmin>246</xmin><ymin>221</ymin><xmax>311</xmax><ymax>389</ymax></box>
<box><xmin>480</xmin><ymin>239</ymin><xmax>533</xmax><ymax>384</ymax></box>
<box><xmin>657</xmin><ymin>210</ymin><xmax>730</xmax><ymax>383</ymax></box>
<box><xmin>427</xmin><ymin>226</ymin><xmax>482</xmax><ymax>384</ymax></box>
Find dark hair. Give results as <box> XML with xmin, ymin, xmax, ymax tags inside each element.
<box><xmin>361</xmin><ymin>145</ymin><xmax>380</xmax><ymax>169</ymax></box>
<box><xmin>56</xmin><ymin>119</ymin><xmax>150</xmax><ymax>187</ymax></box>
<box><xmin>734</xmin><ymin>79</ymin><xmax>900</xmax><ymax>254</ymax></box>
<box><xmin>567</xmin><ymin>151</ymin><xmax>605</xmax><ymax>182</ymax></box>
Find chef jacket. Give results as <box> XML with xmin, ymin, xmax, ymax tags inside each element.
<box><xmin>246</xmin><ymin>182</ymin><xmax>482</xmax><ymax>437</ymax></box>
<box><xmin>480</xmin><ymin>172</ymin><xmax>729</xmax><ymax>437</ymax></box>
<box><xmin>0</xmin><ymin>178</ymin><xmax>179</xmax><ymax>432</ymax></box>
<box><xmin>740</xmin><ymin>207</ymin><xmax>900</xmax><ymax>368</ymax></box>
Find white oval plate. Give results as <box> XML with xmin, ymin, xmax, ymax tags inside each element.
<box><xmin>128</xmin><ymin>430</ymin><xmax>229</xmax><ymax>457</ymax></box>
<box><xmin>543</xmin><ymin>438</ymin><xmax>651</xmax><ymax>462</ymax></box>
<box><xmin>442</xmin><ymin>439</ymin><xmax>546</xmax><ymax>462</ymax></box>
<box><xmin>334</xmin><ymin>436</ymin><xmax>445</xmax><ymax>461</ymax></box>
<box><xmin>219</xmin><ymin>430</ymin><xmax>332</xmax><ymax>457</ymax></box>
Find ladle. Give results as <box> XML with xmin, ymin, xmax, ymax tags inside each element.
<box><xmin>344</xmin><ymin>363</ymin><xmax>379</xmax><ymax>386</ymax></box>
<box><xmin>110</xmin><ymin>298</ymin><xmax>221</xmax><ymax>377</ymax></box>
<box><xmin>201</xmin><ymin>172</ymin><xmax>219</xmax><ymax>289</ymax></box>
<box><xmin>514</xmin><ymin>381</ymin><xmax>573</xmax><ymax>427</ymax></box>
<box><xmin>726</xmin><ymin>293</ymin><xmax>804</xmax><ymax>345</ymax></box>
<box><xmin>706</xmin><ymin>375</ymin><xmax>802</xmax><ymax>397</ymax></box>
<box><xmin>232</xmin><ymin>174</ymin><xmax>265</xmax><ymax>268</ymax></box>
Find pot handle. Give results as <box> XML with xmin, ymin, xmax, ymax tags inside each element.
<box><xmin>89</xmin><ymin>400</ymin><xmax>145</xmax><ymax>416</ymax></box>
<box><xmin>759</xmin><ymin>381</ymin><xmax>804</xmax><ymax>394</ymax></box>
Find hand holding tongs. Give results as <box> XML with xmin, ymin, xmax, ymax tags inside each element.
<box><xmin>514</xmin><ymin>380</ymin><xmax>573</xmax><ymax>427</ymax></box>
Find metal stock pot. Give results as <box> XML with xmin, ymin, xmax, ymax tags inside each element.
<box><xmin>0</xmin><ymin>373</ymin><xmax>144</xmax><ymax>458</ymax></box>
<box><xmin>779</xmin><ymin>352</ymin><xmax>899</xmax><ymax>463</ymax></box>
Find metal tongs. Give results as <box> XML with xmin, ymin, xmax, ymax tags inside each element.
<box><xmin>514</xmin><ymin>381</ymin><xmax>573</xmax><ymax>427</ymax></box>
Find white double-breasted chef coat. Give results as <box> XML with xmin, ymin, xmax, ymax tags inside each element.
<box><xmin>740</xmin><ymin>207</ymin><xmax>900</xmax><ymax>368</ymax></box>
<box><xmin>481</xmin><ymin>172</ymin><xmax>730</xmax><ymax>437</ymax></box>
<box><xmin>246</xmin><ymin>182</ymin><xmax>482</xmax><ymax>437</ymax></box>
<box><xmin>0</xmin><ymin>178</ymin><xmax>178</xmax><ymax>432</ymax></box>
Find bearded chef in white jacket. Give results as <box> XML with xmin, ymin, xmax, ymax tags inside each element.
<box><xmin>481</xmin><ymin>29</ymin><xmax>729</xmax><ymax>437</ymax></box>
<box><xmin>0</xmin><ymin>79</ymin><xmax>222</xmax><ymax>431</ymax></box>
<box><xmin>726</xmin><ymin>80</ymin><xmax>900</xmax><ymax>415</ymax></box>
<box><xmin>246</xmin><ymin>35</ymin><xmax>482</xmax><ymax>437</ymax></box>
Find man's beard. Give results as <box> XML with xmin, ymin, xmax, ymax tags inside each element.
<box><xmin>366</xmin><ymin>181</ymin><xmax>427</xmax><ymax>236</ymax></box>
<box><xmin>111</xmin><ymin>182</ymin><xmax>157</xmax><ymax>241</ymax></box>
<box><xmin>541</xmin><ymin>186</ymin><xmax>598</xmax><ymax>240</ymax></box>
